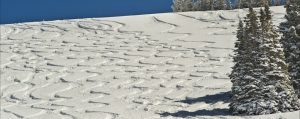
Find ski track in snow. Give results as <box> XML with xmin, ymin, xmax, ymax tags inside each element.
<box><xmin>1</xmin><ymin>6</ymin><xmax>298</xmax><ymax>119</ymax></box>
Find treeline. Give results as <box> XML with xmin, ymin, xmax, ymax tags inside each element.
<box><xmin>172</xmin><ymin>0</ymin><xmax>285</xmax><ymax>12</ymax></box>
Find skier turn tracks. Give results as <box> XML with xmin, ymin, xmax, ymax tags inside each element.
<box><xmin>0</xmin><ymin>7</ymin><xmax>287</xmax><ymax>119</ymax></box>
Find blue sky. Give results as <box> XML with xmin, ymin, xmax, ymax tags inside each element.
<box><xmin>0</xmin><ymin>0</ymin><xmax>285</xmax><ymax>24</ymax></box>
<box><xmin>0</xmin><ymin>0</ymin><xmax>173</xmax><ymax>24</ymax></box>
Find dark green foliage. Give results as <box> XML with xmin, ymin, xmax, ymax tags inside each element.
<box><xmin>230</xmin><ymin>3</ymin><xmax>300</xmax><ymax>115</ymax></box>
<box><xmin>280</xmin><ymin>0</ymin><xmax>300</xmax><ymax>96</ymax></box>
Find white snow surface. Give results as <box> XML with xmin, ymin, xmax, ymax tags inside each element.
<box><xmin>1</xmin><ymin>6</ymin><xmax>299</xmax><ymax>119</ymax></box>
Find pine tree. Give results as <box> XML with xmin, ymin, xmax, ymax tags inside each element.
<box><xmin>281</xmin><ymin>0</ymin><xmax>300</xmax><ymax>28</ymax></box>
<box><xmin>287</xmin><ymin>25</ymin><xmax>300</xmax><ymax>96</ymax></box>
<box><xmin>230</xmin><ymin>6</ymin><xmax>262</xmax><ymax>115</ymax></box>
<box><xmin>230</xmin><ymin>19</ymin><xmax>244</xmax><ymax>82</ymax></box>
<box><xmin>209</xmin><ymin>0</ymin><xmax>215</xmax><ymax>10</ymax></box>
<box><xmin>172</xmin><ymin>0</ymin><xmax>194</xmax><ymax>12</ymax></box>
<box><xmin>230</xmin><ymin>19</ymin><xmax>248</xmax><ymax>107</ymax></box>
<box><xmin>235</xmin><ymin>0</ymin><xmax>241</xmax><ymax>9</ymax></box>
<box><xmin>252</xmin><ymin>0</ymin><xmax>262</xmax><ymax>7</ymax></box>
<box><xmin>199</xmin><ymin>0</ymin><xmax>207</xmax><ymax>10</ymax></box>
<box><xmin>242</xmin><ymin>0</ymin><xmax>250</xmax><ymax>8</ymax></box>
<box><xmin>226</xmin><ymin>0</ymin><xmax>233</xmax><ymax>10</ymax></box>
<box><xmin>280</xmin><ymin>0</ymin><xmax>300</xmax><ymax>96</ymax></box>
<box><xmin>216</xmin><ymin>0</ymin><xmax>227</xmax><ymax>10</ymax></box>
<box><xmin>268</xmin><ymin>0</ymin><xmax>273</xmax><ymax>6</ymax></box>
<box><xmin>230</xmin><ymin>4</ymin><xmax>300</xmax><ymax>115</ymax></box>
<box><xmin>235</xmin><ymin>0</ymin><xmax>248</xmax><ymax>9</ymax></box>
<box><xmin>297</xmin><ymin>24</ymin><xmax>300</xmax><ymax>35</ymax></box>
<box><xmin>294</xmin><ymin>25</ymin><xmax>300</xmax><ymax>93</ymax></box>
<box><xmin>275</xmin><ymin>0</ymin><xmax>281</xmax><ymax>6</ymax></box>
<box><xmin>172</xmin><ymin>0</ymin><xmax>184</xmax><ymax>12</ymax></box>
<box><xmin>184</xmin><ymin>0</ymin><xmax>194</xmax><ymax>11</ymax></box>
<box><xmin>193</xmin><ymin>0</ymin><xmax>202</xmax><ymax>11</ymax></box>
<box><xmin>199</xmin><ymin>0</ymin><xmax>212</xmax><ymax>11</ymax></box>
<box><xmin>257</xmin><ymin>3</ymin><xmax>300</xmax><ymax>114</ymax></box>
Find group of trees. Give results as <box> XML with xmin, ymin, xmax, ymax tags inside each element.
<box><xmin>172</xmin><ymin>0</ymin><xmax>232</xmax><ymax>12</ymax></box>
<box><xmin>279</xmin><ymin>0</ymin><xmax>300</xmax><ymax>97</ymax></box>
<box><xmin>172</xmin><ymin>0</ymin><xmax>284</xmax><ymax>12</ymax></box>
<box><xmin>171</xmin><ymin>0</ymin><xmax>299</xmax><ymax>115</ymax></box>
<box><xmin>230</xmin><ymin>0</ymin><xmax>300</xmax><ymax>115</ymax></box>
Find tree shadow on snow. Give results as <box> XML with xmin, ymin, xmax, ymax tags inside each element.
<box><xmin>160</xmin><ymin>91</ymin><xmax>232</xmax><ymax>117</ymax></box>
<box><xmin>160</xmin><ymin>108</ymin><xmax>230</xmax><ymax>117</ymax></box>
<box><xmin>176</xmin><ymin>91</ymin><xmax>231</xmax><ymax>104</ymax></box>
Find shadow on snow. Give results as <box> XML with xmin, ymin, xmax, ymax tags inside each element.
<box><xmin>160</xmin><ymin>91</ymin><xmax>232</xmax><ymax>117</ymax></box>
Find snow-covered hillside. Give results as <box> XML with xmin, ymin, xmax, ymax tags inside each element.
<box><xmin>1</xmin><ymin>6</ymin><xmax>299</xmax><ymax>119</ymax></box>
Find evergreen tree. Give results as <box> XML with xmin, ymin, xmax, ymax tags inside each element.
<box><xmin>200</xmin><ymin>0</ymin><xmax>213</xmax><ymax>11</ymax></box>
<box><xmin>297</xmin><ymin>24</ymin><xmax>300</xmax><ymax>35</ymax></box>
<box><xmin>294</xmin><ymin>25</ymin><xmax>300</xmax><ymax>92</ymax></box>
<box><xmin>287</xmin><ymin>25</ymin><xmax>300</xmax><ymax>96</ymax></box>
<box><xmin>257</xmin><ymin>3</ymin><xmax>300</xmax><ymax>114</ymax></box>
<box><xmin>275</xmin><ymin>0</ymin><xmax>281</xmax><ymax>6</ymax></box>
<box><xmin>281</xmin><ymin>0</ymin><xmax>300</xmax><ymax>28</ymax></box>
<box><xmin>241</xmin><ymin>0</ymin><xmax>250</xmax><ymax>8</ymax></box>
<box><xmin>235</xmin><ymin>0</ymin><xmax>241</xmax><ymax>9</ymax></box>
<box><xmin>172</xmin><ymin>0</ymin><xmax>194</xmax><ymax>12</ymax></box>
<box><xmin>230</xmin><ymin>6</ymin><xmax>262</xmax><ymax>115</ymax></box>
<box><xmin>251</xmin><ymin>0</ymin><xmax>263</xmax><ymax>7</ymax></box>
<box><xmin>280</xmin><ymin>0</ymin><xmax>300</xmax><ymax>96</ymax></box>
<box><xmin>209</xmin><ymin>0</ymin><xmax>215</xmax><ymax>10</ymax></box>
<box><xmin>172</xmin><ymin>0</ymin><xmax>184</xmax><ymax>12</ymax></box>
<box><xmin>268</xmin><ymin>0</ymin><xmax>273</xmax><ymax>6</ymax></box>
<box><xmin>215</xmin><ymin>0</ymin><xmax>229</xmax><ymax>10</ymax></box>
<box><xmin>230</xmin><ymin>4</ymin><xmax>300</xmax><ymax>115</ymax></box>
<box><xmin>230</xmin><ymin>19</ymin><xmax>247</xmax><ymax>106</ymax></box>
<box><xmin>235</xmin><ymin>0</ymin><xmax>249</xmax><ymax>9</ymax></box>
<box><xmin>226</xmin><ymin>0</ymin><xmax>233</xmax><ymax>10</ymax></box>
<box><xmin>230</xmin><ymin>19</ymin><xmax>244</xmax><ymax>81</ymax></box>
<box><xmin>193</xmin><ymin>0</ymin><xmax>202</xmax><ymax>11</ymax></box>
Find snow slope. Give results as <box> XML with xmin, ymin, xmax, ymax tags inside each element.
<box><xmin>1</xmin><ymin>6</ymin><xmax>299</xmax><ymax>119</ymax></box>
